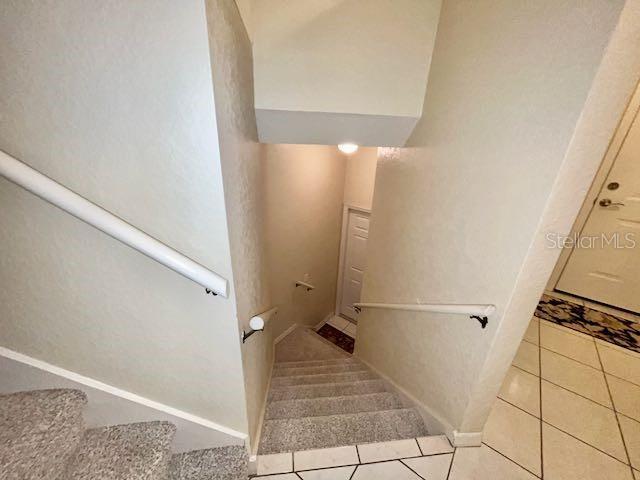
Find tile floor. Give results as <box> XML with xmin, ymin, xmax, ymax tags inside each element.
<box><xmin>487</xmin><ymin>316</ymin><xmax>640</xmax><ymax>479</ymax></box>
<box><xmin>315</xmin><ymin>316</ymin><xmax>357</xmax><ymax>353</ymax></box>
<box><xmin>254</xmin><ymin>316</ymin><xmax>640</xmax><ymax>479</ymax></box>
<box><xmin>326</xmin><ymin>315</ymin><xmax>357</xmax><ymax>338</ymax></box>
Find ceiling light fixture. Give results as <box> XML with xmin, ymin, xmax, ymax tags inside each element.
<box><xmin>338</xmin><ymin>143</ymin><xmax>359</xmax><ymax>154</ymax></box>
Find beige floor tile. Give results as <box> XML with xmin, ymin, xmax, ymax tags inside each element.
<box><xmin>599</xmin><ymin>343</ymin><xmax>640</xmax><ymax>385</ymax></box>
<box><xmin>635</xmin><ymin>469</ymin><xmax>640</xmax><ymax>480</ymax></box>
<box><xmin>416</xmin><ymin>435</ymin><xmax>454</xmax><ymax>455</ymax></box>
<box><xmin>256</xmin><ymin>475</ymin><xmax>298</xmax><ymax>480</ymax></box>
<box><xmin>498</xmin><ymin>366</ymin><xmax>540</xmax><ymax>417</ymax></box>
<box><xmin>298</xmin><ymin>466</ymin><xmax>356</xmax><ymax>480</ymax></box>
<box><xmin>543</xmin><ymin>423</ymin><xmax>633</xmax><ymax>480</ymax></box>
<box><xmin>540</xmin><ymin>323</ymin><xmax>600</xmax><ymax>368</ymax></box>
<box><xmin>513</xmin><ymin>341</ymin><xmax>540</xmax><ymax>376</ymax></box>
<box><xmin>257</xmin><ymin>453</ymin><xmax>293</xmax><ymax>475</ymax></box>
<box><xmin>541</xmin><ymin>319</ymin><xmax>594</xmax><ymax>340</ymax></box>
<box><xmin>620</xmin><ymin>415</ymin><xmax>640</xmax><ymax>471</ymax></box>
<box><xmin>403</xmin><ymin>454</ymin><xmax>453</xmax><ymax>479</ymax></box>
<box><xmin>328</xmin><ymin>316</ymin><xmax>349</xmax><ymax>331</ymax></box>
<box><xmin>483</xmin><ymin>399</ymin><xmax>541</xmax><ymax>476</ymax></box>
<box><xmin>609</xmin><ymin>375</ymin><xmax>640</xmax><ymax>421</ymax></box>
<box><xmin>524</xmin><ymin>317</ymin><xmax>539</xmax><ymax>345</ymax></box>
<box><xmin>541</xmin><ymin>348</ymin><xmax>611</xmax><ymax>407</ymax></box>
<box><xmin>541</xmin><ymin>381</ymin><xmax>627</xmax><ymax>462</ymax></box>
<box><xmin>357</xmin><ymin>439</ymin><xmax>420</xmax><ymax>463</ymax></box>
<box><xmin>351</xmin><ymin>460</ymin><xmax>421</xmax><ymax>479</ymax></box>
<box><xmin>597</xmin><ymin>340</ymin><xmax>640</xmax><ymax>360</ymax></box>
<box><xmin>294</xmin><ymin>446</ymin><xmax>359</xmax><ymax>471</ymax></box>
<box><xmin>343</xmin><ymin>323</ymin><xmax>357</xmax><ymax>338</ymax></box>
<box><xmin>448</xmin><ymin>445</ymin><xmax>538</xmax><ymax>480</ymax></box>
<box><xmin>594</xmin><ymin>337</ymin><xmax>640</xmax><ymax>358</ymax></box>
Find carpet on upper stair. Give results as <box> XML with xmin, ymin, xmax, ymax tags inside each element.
<box><xmin>1</xmin><ymin>388</ymin><xmax>248</xmax><ymax>480</ymax></box>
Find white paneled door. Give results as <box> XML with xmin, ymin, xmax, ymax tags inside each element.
<box><xmin>556</xmin><ymin>111</ymin><xmax>640</xmax><ymax>313</ymax></box>
<box><xmin>340</xmin><ymin>210</ymin><xmax>370</xmax><ymax>320</ymax></box>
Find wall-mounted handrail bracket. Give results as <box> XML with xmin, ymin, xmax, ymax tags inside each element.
<box><xmin>242</xmin><ymin>328</ymin><xmax>263</xmax><ymax>343</ymax></box>
<box><xmin>470</xmin><ymin>315</ymin><xmax>488</xmax><ymax>329</ymax></box>
<box><xmin>241</xmin><ymin>307</ymin><xmax>278</xmax><ymax>344</ymax></box>
<box><xmin>295</xmin><ymin>280</ymin><xmax>315</xmax><ymax>291</ymax></box>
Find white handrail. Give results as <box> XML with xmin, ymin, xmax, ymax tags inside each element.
<box><xmin>242</xmin><ymin>307</ymin><xmax>277</xmax><ymax>343</ymax></box>
<box><xmin>0</xmin><ymin>150</ymin><xmax>229</xmax><ymax>297</ymax></box>
<box><xmin>353</xmin><ymin>302</ymin><xmax>496</xmax><ymax>328</ymax></box>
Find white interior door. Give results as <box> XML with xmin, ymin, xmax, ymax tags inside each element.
<box><xmin>340</xmin><ymin>210</ymin><xmax>370</xmax><ymax>320</ymax></box>
<box><xmin>556</xmin><ymin>111</ymin><xmax>640</xmax><ymax>312</ymax></box>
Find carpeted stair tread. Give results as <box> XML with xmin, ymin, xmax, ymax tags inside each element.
<box><xmin>266</xmin><ymin>392</ymin><xmax>403</xmax><ymax>420</ymax></box>
<box><xmin>272</xmin><ymin>363</ymin><xmax>368</xmax><ymax>377</ymax></box>
<box><xmin>271</xmin><ymin>371</ymin><xmax>376</xmax><ymax>387</ymax></box>
<box><xmin>64</xmin><ymin>421</ymin><xmax>176</xmax><ymax>480</ymax></box>
<box><xmin>0</xmin><ymin>388</ymin><xmax>87</xmax><ymax>480</ymax></box>
<box><xmin>259</xmin><ymin>408</ymin><xmax>428</xmax><ymax>454</ymax></box>
<box><xmin>269</xmin><ymin>379</ymin><xmax>388</xmax><ymax>401</ymax></box>
<box><xmin>169</xmin><ymin>445</ymin><xmax>247</xmax><ymax>480</ymax></box>
<box><xmin>274</xmin><ymin>358</ymin><xmax>360</xmax><ymax>369</ymax></box>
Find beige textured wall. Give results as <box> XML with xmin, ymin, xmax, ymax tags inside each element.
<box><xmin>205</xmin><ymin>0</ymin><xmax>271</xmax><ymax>450</ymax></box>
<box><xmin>343</xmin><ymin>148</ymin><xmax>378</xmax><ymax>211</ymax></box>
<box><xmin>355</xmin><ymin>0</ymin><xmax>625</xmax><ymax>437</ymax></box>
<box><xmin>263</xmin><ymin>144</ymin><xmax>346</xmax><ymax>339</ymax></box>
<box><xmin>0</xmin><ymin>0</ymin><xmax>249</xmax><ymax>432</ymax></box>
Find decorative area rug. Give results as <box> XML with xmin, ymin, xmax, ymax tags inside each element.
<box><xmin>316</xmin><ymin>323</ymin><xmax>355</xmax><ymax>354</ymax></box>
<box><xmin>535</xmin><ymin>294</ymin><xmax>640</xmax><ymax>353</ymax></box>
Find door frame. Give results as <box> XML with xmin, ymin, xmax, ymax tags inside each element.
<box><xmin>335</xmin><ymin>204</ymin><xmax>371</xmax><ymax>319</ymax></box>
<box><xmin>547</xmin><ymin>80</ymin><xmax>640</xmax><ymax>291</ymax></box>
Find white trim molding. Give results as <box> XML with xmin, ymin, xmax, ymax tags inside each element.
<box><xmin>355</xmin><ymin>354</ymin><xmax>483</xmax><ymax>447</ymax></box>
<box><xmin>451</xmin><ymin>430</ymin><xmax>483</xmax><ymax>447</ymax></box>
<box><xmin>355</xmin><ymin>356</ymin><xmax>452</xmax><ymax>438</ymax></box>
<box><xmin>0</xmin><ymin>150</ymin><xmax>228</xmax><ymax>297</ymax></box>
<box><xmin>274</xmin><ymin>323</ymin><xmax>299</xmax><ymax>345</ymax></box>
<box><xmin>0</xmin><ymin>346</ymin><xmax>246</xmax><ymax>452</ymax></box>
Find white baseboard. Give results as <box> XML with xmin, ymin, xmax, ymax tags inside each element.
<box><xmin>355</xmin><ymin>355</ymin><xmax>481</xmax><ymax>447</ymax></box>
<box><xmin>248</xmin><ymin>352</ymin><xmax>275</xmax><ymax>469</ymax></box>
<box><xmin>274</xmin><ymin>323</ymin><xmax>298</xmax><ymax>345</ymax></box>
<box><xmin>452</xmin><ymin>430</ymin><xmax>483</xmax><ymax>447</ymax></box>
<box><xmin>314</xmin><ymin>313</ymin><xmax>333</xmax><ymax>331</ymax></box>
<box><xmin>0</xmin><ymin>346</ymin><xmax>247</xmax><ymax>453</ymax></box>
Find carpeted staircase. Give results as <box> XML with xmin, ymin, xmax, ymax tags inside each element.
<box><xmin>0</xmin><ymin>388</ymin><xmax>247</xmax><ymax>480</ymax></box>
<box><xmin>258</xmin><ymin>327</ymin><xmax>428</xmax><ymax>454</ymax></box>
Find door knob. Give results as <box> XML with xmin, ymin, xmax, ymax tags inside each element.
<box><xmin>599</xmin><ymin>198</ymin><xmax>625</xmax><ymax>207</ymax></box>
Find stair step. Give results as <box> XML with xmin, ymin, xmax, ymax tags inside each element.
<box><xmin>65</xmin><ymin>421</ymin><xmax>176</xmax><ymax>480</ymax></box>
<box><xmin>266</xmin><ymin>392</ymin><xmax>403</xmax><ymax>420</ymax></box>
<box><xmin>0</xmin><ymin>388</ymin><xmax>87</xmax><ymax>480</ymax></box>
<box><xmin>272</xmin><ymin>363</ymin><xmax>367</xmax><ymax>377</ymax></box>
<box><xmin>259</xmin><ymin>408</ymin><xmax>428</xmax><ymax>454</ymax></box>
<box><xmin>269</xmin><ymin>379</ymin><xmax>388</xmax><ymax>401</ymax></box>
<box><xmin>271</xmin><ymin>371</ymin><xmax>376</xmax><ymax>388</ymax></box>
<box><xmin>275</xmin><ymin>358</ymin><xmax>359</xmax><ymax>369</ymax></box>
<box><xmin>169</xmin><ymin>445</ymin><xmax>247</xmax><ymax>480</ymax></box>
